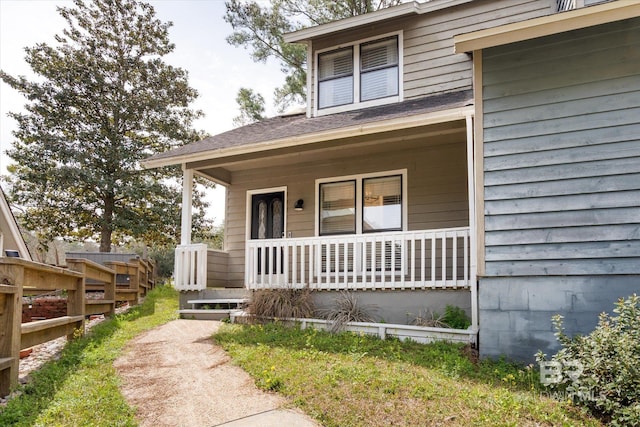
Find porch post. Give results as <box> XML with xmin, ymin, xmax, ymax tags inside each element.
<box><xmin>465</xmin><ymin>114</ymin><xmax>479</xmax><ymax>332</ymax></box>
<box><xmin>181</xmin><ymin>167</ymin><xmax>193</xmax><ymax>245</ymax></box>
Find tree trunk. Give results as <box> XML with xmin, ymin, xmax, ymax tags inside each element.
<box><xmin>100</xmin><ymin>195</ymin><xmax>115</xmax><ymax>252</ymax></box>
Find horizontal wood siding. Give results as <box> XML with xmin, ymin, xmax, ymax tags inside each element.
<box><xmin>206</xmin><ymin>250</ymin><xmax>229</xmax><ymax>288</ymax></box>
<box><xmin>309</xmin><ymin>0</ymin><xmax>550</xmax><ymax>115</ymax></box>
<box><xmin>225</xmin><ymin>136</ymin><xmax>468</xmax><ymax>287</ymax></box>
<box><xmin>482</xmin><ymin>18</ymin><xmax>640</xmax><ymax>277</ymax></box>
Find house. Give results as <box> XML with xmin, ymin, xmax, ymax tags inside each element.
<box><xmin>143</xmin><ymin>0</ymin><xmax>640</xmax><ymax>360</ymax></box>
<box><xmin>454</xmin><ymin>1</ymin><xmax>640</xmax><ymax>360</ymax></box>
<box><xmin>0</xmin><ymin>186</ymin><xmax>31</xmax><ymax>260</ymax></box>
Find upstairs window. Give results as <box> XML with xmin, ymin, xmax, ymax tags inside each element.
<box><xmin>318</xmin><ymin>48</ymin><xmax>354</xmax><ymax>109</ymax></box>
<box><xmin>360</xmin><ymin>37</ymin><xmax>399</xmax><ymax>102</ymax></box>
<box><xmin>315</xmin><ymin>33</ymin><xmax>402</xmax><ymax>115</ymax></box>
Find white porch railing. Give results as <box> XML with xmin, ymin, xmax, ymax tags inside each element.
<box><xmin>246</xmin><ymin>227</ymin><xmax>472</xmax><ymax>290</ymax></box>
<box><xmin>174</xmin><ymin>243</ymin><xmax>208</xmax><ymax>291</ymax></box>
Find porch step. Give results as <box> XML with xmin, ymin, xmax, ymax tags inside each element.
<box><xmin>186</xmin><ymin>298</ymin><xmax>248</xmax><ymax>310</ymax></box>
<box><xmin>179</xmin><ymin>308</ymin><xmax>245</xmax><ymax>321</ymax></box>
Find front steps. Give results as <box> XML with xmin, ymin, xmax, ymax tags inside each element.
<box><xmin>178</xmin><ymin>288</ymin><xmax>249</xmax><ymax>321</ymax></box>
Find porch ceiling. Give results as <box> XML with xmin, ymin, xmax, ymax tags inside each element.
<box><xmin>192</xmin><ymin>120</ymin><xmax>466</xmax><ymax>183</ymax></box>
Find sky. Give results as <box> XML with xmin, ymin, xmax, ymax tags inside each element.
<box><xmin>0</xmin><ymin>0</ymin><xmax>289</xmax><ymax>225</ymax></box>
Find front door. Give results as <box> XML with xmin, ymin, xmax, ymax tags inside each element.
<box><xmin>250</xmin><ymin>191</ymin><xmax>285</xmax><ymax>274</ymax></box>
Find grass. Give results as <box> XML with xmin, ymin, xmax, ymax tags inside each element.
<box><xmin>0</xmin><ymin>286</ymin><xmax>178</xmax><ymax>427</ymax></box>
<box><xmin>214</xmin><ymin>322</ymin><xmax>603</xmax><ymax>427</ymax></box>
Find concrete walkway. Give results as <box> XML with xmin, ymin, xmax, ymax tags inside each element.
<box><xmin>114</xmin><ymin>319</ymin><xmax>319</xmax><ymax>427</ymax></box>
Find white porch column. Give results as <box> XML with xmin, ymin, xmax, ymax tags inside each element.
<box><xmin>180</xmin><ymin>167</ymin><xmax>194</xmax><ymax>245</ymax></box>
<box><xmin>466</xmin><ymin>114</ymin><xmax>479</xmax><ymax>332</ymax></box>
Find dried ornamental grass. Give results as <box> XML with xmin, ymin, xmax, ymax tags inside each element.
<box><xmin>318</xmin><ymin>291</ymin><xmax>377</xmax><ymax>333</ymax></box>
<box><xmin>247</xmin><ymin>287</ymin><xmax>315</xmax><ymax>319</ymax></box>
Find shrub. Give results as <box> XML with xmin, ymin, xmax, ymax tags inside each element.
<box><xmin>412</xmin><ymin>305</ymin><xmax>470</xmax><ymax>329</ymax></box>
<box><xmin>413</xmin><ymin>310</ymin><xmax>448</xmax><ymax>328</ymax></box>
<box><xmin>536</xmin><ymin>294</ymin><xmax>640</xmax><ymax>426</ymax></box>
<box><xmin>248</xmin><ymin>287</ymin><xmax>315</xmax><ymax>319</ymax></box>
<box><xmin>442</xmin><ymin>305</ymin><xmax>471</xmax><ymax>330</ymax></box>
<box><xmin>318</xmin><ymin>291</ymin><xmax>377</xmax><ymax>332</ymax></box>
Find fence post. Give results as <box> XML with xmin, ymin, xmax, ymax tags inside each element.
<box><xmin>66</xmin><ymin>276</ymin><xmax>85</xmax><ymax>341</ymax></box>
<box><xmin>0</xmin><ymin>266</ymin><xmax>23</xmax><ymax>396</ymax></box>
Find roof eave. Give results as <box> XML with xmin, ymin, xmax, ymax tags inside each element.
<box><xmin>283</xmin><ymin>2</ymin><xmax>419</xmax><ymax>43</ymax></box>
<box><xmin>142</xmin><ymin>105</ymin><xmax>474</xmax><ymax>170</ymax></box>
<box><xmin>454</xmin><ymin>0</ymin><xmax>640</xmax><ymax>53</ymax></box>
<box><xmin>284</xmin><ymin>0</ymin><xmax>475</xmax><ymax>44</ymax></box>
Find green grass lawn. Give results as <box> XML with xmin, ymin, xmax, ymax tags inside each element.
<box><xmin>214</xmin><ymin>322</ymin><xmax>603</xmax><ymax>427</ymax></box>
<box><xmin>0</xmin><ymin>286</ymin><xmax>178</xmax><ymax>427</ymax></box>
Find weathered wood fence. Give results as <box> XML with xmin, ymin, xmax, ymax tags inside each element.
<box><xmin>0</xmin><ymin>256</ymin><xmax>155</xmax><ymax>396</ymax></box>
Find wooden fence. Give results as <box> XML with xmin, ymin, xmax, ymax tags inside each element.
<box><xmin>0</xmin><ymin>256</ymin><xmax>155</xmax><ymax>396</ymax></box>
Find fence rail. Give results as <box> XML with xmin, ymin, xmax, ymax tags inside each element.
<box><xmin>0</xmin><ymin>256</ymin><xmax>154</xmax><ymax>396</ymax></box>
<box><xmin>246</xmin><ymin>227</ymin><xmax>471</xmax><ymax>290</ymax></box>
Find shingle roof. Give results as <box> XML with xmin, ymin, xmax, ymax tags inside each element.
<box><xmin>147</xmin><ymin>90</ymin><xmax>473</xmax><ymax>165</ymax></box>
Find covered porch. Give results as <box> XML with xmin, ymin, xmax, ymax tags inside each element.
<box><xmin>144</xmin><ymin>93</ymin><xmax>479</xmax><ymax>331</ymax></box>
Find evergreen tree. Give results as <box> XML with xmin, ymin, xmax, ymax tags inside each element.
<box><xmin>1</xmin><ymin>0</ymin><xmax>210</xmax><ymax>252</ymax></box>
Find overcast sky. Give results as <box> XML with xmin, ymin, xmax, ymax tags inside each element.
<box><xmin>0</xmin><ymin>0</ymin><xmax>288</xmax><ymax>225</ymax></box>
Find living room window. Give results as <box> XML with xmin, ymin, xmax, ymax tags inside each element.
<box><xmin>317</xmin><ymin>170</ymin><xmax>406</xmax><ymax>236</ymax></box>
<box><xmin>315</xmin><ymin>32</ymin><xmax>402</xmax><ymax>115</ymax></box>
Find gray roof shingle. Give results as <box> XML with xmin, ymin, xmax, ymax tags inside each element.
<box><xmin>148</xmin><ymin>90</ymin><xmax>473</xmax><ymax>164</ymax></box>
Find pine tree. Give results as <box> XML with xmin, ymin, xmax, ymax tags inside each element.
<box><xmin>1</xmin><ymin>0</ymin><xmax>211</xmax><ymax>252</ymax></box>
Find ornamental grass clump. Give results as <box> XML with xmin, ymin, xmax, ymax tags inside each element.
<box><xmin>318</xmin><ymin>291</ymin><xmax>377</xmax><ymax>332</ymax></box>
<box><xmin>536</xmin><ymin>294</ymin><xmax>640</xmax><ymax>426</ymax></box>
<box><xmin>247</xmin><ymin>287</ymin><xmax>315</xmax><ymax>320</ymax></box>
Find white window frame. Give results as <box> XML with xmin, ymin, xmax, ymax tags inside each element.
<box><xmin>314</xmin><ymin>31</ymin><xmax>403</xmax><ymax>117</ymax></box>
<box><xmin>315</xmin><ymin>169</ymin><xmax>408</xmax><ymax>236</ymax></box>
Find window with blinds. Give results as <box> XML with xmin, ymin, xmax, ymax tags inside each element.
<box><xmin>318</xmin><ymin>47</ymin><xmax>354</xmax><ymax>109</ymax></box>
<box><xmin>363</xmin><ymin>175</ymin><xmax>402</xmax><ymax>232</ymax></box>
<box><xmin>316</xmin><ymin>34</ymin><xmax>400</xmax><ymax>112</ymax></box>
<box><xmin>360</xmin><ymin>37</ymin><xmax>399</xmax><ymax>102</ymax></box>
<box><xmin>319</xmin><ymin>180</ymin><xmax>356</xmax><ymax>235</ymax></box>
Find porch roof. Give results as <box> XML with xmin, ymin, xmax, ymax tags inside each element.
<box><xmin>143</xmin><ymin>90</ymin><xmax>473</xmax><ymax>169</ymax></box>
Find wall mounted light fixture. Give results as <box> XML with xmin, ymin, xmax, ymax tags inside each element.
<box><xmin>294</xmin><ymin>199</ymin><xmax>304</xmax><ymax>211</ymax></box>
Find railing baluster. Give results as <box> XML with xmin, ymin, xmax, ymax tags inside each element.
<box><xmin>452</xmin><ymin>233</ymin><xmax>457</xmax><ymax>289</ymax></box>
<box><xmin>441</xmin><ymin>232</ymin><xmax>447</xmax><ymax>287</ymax></box>
<box><xmin>343</xmin><ymin>241</ymin><xmax>348</xmax><ymax>286</ymax></box>
<box><xmin>431</xmin><ymin>235</ymin><xmax>436</xmax><ymax>288</ymax></box>
<box><xmin>371</xmin><ymin>239</ymin><xmax>376</xmax><ymax>288</ymax></box>
<box><xmin>334</xmin><ymin>241</ymin><xmax>339</xmax><ymax>289</ymax></box>
<box><xmin>380</xmin><ymin>236</ymin><xmax>386</xmax><ymax>289</ymax></box>
<box><xmin>464</xmin><ymin>232</ymin><xmax>469</xmax><ymax>285</ymax></box>
<box><xmin>291</xmin><ymin>243</ymin><xmax>297</xmax><ymax>287</ymax></box>
<box><xmin>391</xmin><ymin>237</ymin><xmax>396</xmax><ymax>289</ymax></box>
<box><xmin>410</xmin><ymin>235</ymin><xmax>415</xmax><ymax>289</ymax></box>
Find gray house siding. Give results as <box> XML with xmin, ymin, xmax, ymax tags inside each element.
<box><xmin>308</xmin><ymin>0</ymin><xmax>550</xmax><ymax>116</ymax></box>
<box><xmin>224</xmin><ymin>135</ymin><xmax>469</xmax><ymax>288</ymax></box>
<box><xmin>479</xmin><ymin>17</ymin><xmax>640</xmax><ymax>361</ymax></box>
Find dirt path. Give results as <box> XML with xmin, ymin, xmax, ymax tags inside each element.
<box><xmin>114</xmin><ymin>319</ymin><xmax>318</xmax><ymax>427</ymax></box>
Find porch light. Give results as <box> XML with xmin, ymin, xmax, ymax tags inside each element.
<box><xmin>294</xmin><ymin>199</ymin><xmax>304</xmax><ymax>211</ymax></box>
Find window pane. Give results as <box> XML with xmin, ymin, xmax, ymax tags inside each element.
<box><xmin>361</xmin><ymin>67</ymin><xmax>398</xmax><ymax>101</ymax></box>
<box><xmin>319</xmin><ymin>76</ymin><xmax>354</xmax><ymax>109</ymax></box>
<box><xmin>360</xmin><ymin>37</ymin><xmax>398</xmax><ymax>102</ymax></box>
<box><xmin>361</xmin><ymin>37</ymin><xmax>398</xmax><ymax>71</ymax></box>
<box><xmin>320</xmin><ymin>181</ymin><xmax>356</xmax><ymax>235</ymax></box>
<box><xmin>363</xmin><ymin>175</ymin><xmax>402</xmax><ymax>232</ymax></box>
<box><xmin>319</xmin><ymin>48</ymin><xmax>353</xmax><ymax>80</ymax></box>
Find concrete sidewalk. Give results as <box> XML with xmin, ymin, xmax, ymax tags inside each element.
<box><xmin>114</xmin><ymin>319</ymin><xmax>319</xmax><ymax>427</ymax></box>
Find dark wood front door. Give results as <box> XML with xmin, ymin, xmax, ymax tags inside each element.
<box><xmin>251</xmin><ymin>191</ymin><xmax>285</xmax><ymax>274</ymax></box>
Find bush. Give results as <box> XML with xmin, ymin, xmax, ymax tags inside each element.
<box><xmin>248</xmin><ymin>288</ymin><xmax>315</xmax><ymax>319</ymax></box>
<box><xmin>536</xmin><ymin>294</ymin><xmax>640</xmax><ymax>426</ymax></box>
<box><xmin>442</xmin><ymin>305</ymin><xmax>471</xmax><ymax>330</ymax></box>
<box><xmin>412</xmin><ymin>305</ymin><xmax>470</xmax><ymax>329</ymax></box>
